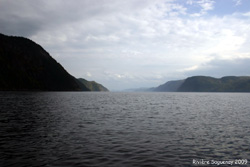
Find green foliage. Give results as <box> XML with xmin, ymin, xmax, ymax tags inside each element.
<box><xmin>154</xmin><ymin>76</ymin><xmax>250</xmax><ymax>92</ymax></box>
<box><xmin>178</xmin><ymin>76</ymin><xmax>250</xmax><ymax>92</ymax></box>
<box><xmin>78</xmin><ymin>78</ymin><xmax>109</xmax><ymax>91</ymax></box>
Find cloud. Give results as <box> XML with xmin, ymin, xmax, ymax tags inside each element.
<box><xmin>234</xmin><ymin>0</ymin><xmax>242</xmax><ymax>6</ymax></box>
<box><xmin>1</xmin><ymin>0</ymin><xmax>250</xmax><ymax>90</ymax></box>
<box><xmin>86</xmin><ymin>72</ymin><xmax>92</xmax><ymax>77</ymax></box>
<box><xmin>185</xmin><ymin>57</ymin><xmax>250</xmax><ymax>77</ymax></box>
<box><xmin>187</xmin><ymin>0</ymin><xmax>215</xmax><ymax>17</ymax></box>
<box><xmin>198</xmin><ymin>0</ymin><xmax>215</xmax><ymax>11</ymax></box>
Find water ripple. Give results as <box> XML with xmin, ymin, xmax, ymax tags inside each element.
<box><xmin>0</xmin><ymin>92</ymin><xmax>250</xmax><ymax>166</ymax></box>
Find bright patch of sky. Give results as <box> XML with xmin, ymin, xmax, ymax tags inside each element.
<box><xmin>212</xmin><ymin>0</ymin><xmax>250</xmax><ymax>16</ymax></box>
<box><xmin>0</xmin><ymin>0</ymin><xmax>250</xmax><ymax>90</ymax></box>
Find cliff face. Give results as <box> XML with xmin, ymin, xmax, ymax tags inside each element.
<box><xmin>0</xmin><ymin>33</ymin><xmax>89</xmax><ymax>91</ymax></box>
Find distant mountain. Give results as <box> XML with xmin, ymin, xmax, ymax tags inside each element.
<box><xmin>178</xmin><ymin>76</ymin><xmax>250</xmax><ymax>92</ymax></box>
<box><xmin>153</xmin><ymin>76</ymin><xmax>250</xmax><ymax>92</ymax></box>
<box><xmin>78</xmin><ymin>78</ymin><xmax>109</xmax><ymax>91</ymax></box>
<box><xmin>0</xmin><ymin>33</ymin><xmax>90</xmax><ymax>91</ymax></box>
<box><xmin>154</xmin><ymin>80</ymin><xmax>184</xmax><ymax>92</ymax></box>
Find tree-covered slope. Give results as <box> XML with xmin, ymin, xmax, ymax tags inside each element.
<box><xmin>153</xmin><ymin>76</ymin><xmax>250</xmax><ymax>92</ymax></box>
<box><xmin>0</xmin><ymin>33</ymin><xmax>89</xmax><ymax>91</ymax></box>
<box><xmin>178</xmin><ymin>76</ymin><xmax>250</xmax><ymax>92</ymax></box>
<box><xmin>78</xmin><ymin>78</ymin><xmax>109</xmax><ymax>91</ymax></box>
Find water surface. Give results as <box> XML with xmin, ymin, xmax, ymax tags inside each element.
<box><xmin>0</xmin><ymin>92</ymin><xmax>249</xmax><ymax>167</ymax></box>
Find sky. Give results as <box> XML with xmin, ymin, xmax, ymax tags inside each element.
<box><xmin>0</xmin><ymin>0</ymin><xmax>250</xmax><ymax>90</ymax></box>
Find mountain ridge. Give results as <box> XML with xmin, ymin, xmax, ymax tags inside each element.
<box><xmin>0</xmin><ymin>33</ymin><xmax>107</xmax><ymax>91</ymax></box>
<box><xmin>153</xmin><ymin>76</ymin><xmax>250</xmax><ymax>92</ymax></box>
<box><xmin>78</xmin><ymin>78</ymin><xmax>109</xmax><ymax>91</ymax></box>
<box><xmin>154</xmin><ymin>80</ymin><xmax>185</xmax><ymax>92</ymax></box>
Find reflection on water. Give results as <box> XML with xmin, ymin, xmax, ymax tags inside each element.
<box><xmin>0</xmin><ymin>92</ymin><xmax>250</xmax><ymax>167</ymax></box>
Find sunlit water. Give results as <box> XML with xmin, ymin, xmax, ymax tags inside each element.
<box><xmin>0</xmin><ymin>92</ymin><xmax>250</xmax><ymax>167</ymax></box>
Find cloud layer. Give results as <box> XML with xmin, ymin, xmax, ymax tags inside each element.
<box><xmin>1</xmin><ymin>0</ymin><xmax>250</xmax><ymax>90</ymax></box>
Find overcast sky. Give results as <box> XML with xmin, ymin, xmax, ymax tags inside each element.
<box><xmin>1</xmin><ymin>0</ymin><xmax>250</xmax><ymax>90</ymax></box>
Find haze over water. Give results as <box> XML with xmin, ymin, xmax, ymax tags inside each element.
<box><xmin>0</xmin><ymin>92</ymin><xmax>250</xmax><ymax>166</ymax></box>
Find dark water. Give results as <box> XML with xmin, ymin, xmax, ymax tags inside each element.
<box><xmin>0</xmin><ymin>92</ymin><xmax>250</xmax><ymax>167</ymax></box>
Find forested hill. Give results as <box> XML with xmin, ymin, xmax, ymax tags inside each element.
<box><xmin>0</xmin><ymin>33</ymin><xmax>89</xmax><ymax>91</ymax></box>
<box><xmin>153</xmin><ymin>76</ymin><xmax>250</xmax><ymax>92</ymax></box>
<box><xmin>178</xmin><ymin>76</ymin><xmax>250</xmax><ymax>92</ymax></box>
<box><xmin>78</xmin><ymin>78</ymin><xmax>109</xmax><ymax>91</ymax></box>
